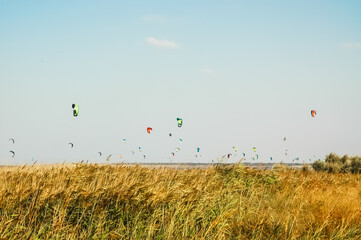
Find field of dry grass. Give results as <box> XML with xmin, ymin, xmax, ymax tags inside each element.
<box><xmin>0</xmin><ymin>163</ymin><xmax>361</xmax><ymax>239</ymax></box>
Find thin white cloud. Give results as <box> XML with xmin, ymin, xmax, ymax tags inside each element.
<box><xmin>200</xmin><ymin>67</ymin><xmax>217</xmax><ymax>76</ymax></box>
<box><xmin>341</xmin><ymin>42</ymin><xmax>361</xmax><ymax>50</ymax></box>
<box><xmin>143</xmin><ymin>15</ymin><xmax>165</xmax><ymax>23</ymax></box>
<box><xmin>146</xmin><ymin>37</ymin><xmax>180</xmax><ymax>49</ymax></box>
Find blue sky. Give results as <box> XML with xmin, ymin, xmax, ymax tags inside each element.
<box><xmin>1</xmin><ymin>0</ymin><xmax>360</xmax><ymax>165</ymax></box>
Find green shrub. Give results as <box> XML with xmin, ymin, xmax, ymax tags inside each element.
<box><xmin>312</xmin><ymin>160</ymin><xmax>326</xmax><ymax>172</ymax></box>
<box><xmin>340</xmin><ymin>154</ymin><xmax>350</xmax><ymax>164</ymax></box>
<box><xmin>325</xmin><ymin>153</ymin><xmax>341</xmax><ymax>164</ymax></box>
<box><xmin>326</xmin><ymin>162</ymin><xmax>342</xmax><ymax>173</ymax></box>
<box><xmin>340</xmin><ymin>162</ymin><xmax>352</xmax><ymax>173</ymax></box>
<box><xmin>351</xmin><ymin>156</ymin><xmax>361</xmax><ymax>174</ymax></box>
<box><xmin>302</xmin><ymin>165</ymin><xmax>310</xmax><ymax>172</ymax></box>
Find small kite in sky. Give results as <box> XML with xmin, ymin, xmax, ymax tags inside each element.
<box><xmin>72</xmin><ymin>104</ymin><xmax>79</xmax><ymax>117</ymax></box>
<box><xmin>147</xmin><ymin>127</ymin><xmax>153</xmax><ymax>134</ymax></box>
<box><xmin>177</xmin><ymin>118</ymin><xmax>183</xmax><ymax>127</ymax></box>
<box><xmin>311</xmin><ymin>110</ymin><xmax>316</xmax><ymax>117</ymax></box>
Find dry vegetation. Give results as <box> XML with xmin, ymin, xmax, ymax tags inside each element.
<box><xmin>312</xmin><ymin>153</ymin><xmax>361</xmax><ymax>174</ymax></box>
<box><xmin>0</xmin><ymin>163</ymin><xmax>361</xmax><ymax>239</ymax></box>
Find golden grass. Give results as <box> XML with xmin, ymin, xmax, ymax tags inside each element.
<box><xmin>0</xmin><ymin>163</ymin><xmax>361</xmax><ymax>239</ymax></box>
